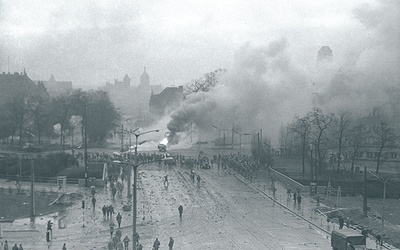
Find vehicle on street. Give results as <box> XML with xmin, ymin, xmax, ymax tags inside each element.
<box><xmin>331</xmin><ymin>230</ymin><xmax>367</xmax><ymax>250</ymax></box>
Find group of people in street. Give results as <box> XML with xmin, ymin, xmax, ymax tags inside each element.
<box><xmin>102</xmin><ymin>205</ymin><xmax>115</xmax><ymax>219</ymax></box>
<box><xmin>151</xmin><ymin>237</ymin><xmax>174</xmax><ymax>250</ymax></box>
<box><xmin>1</xmin><ymin>241</ymin><xmax>23</xmax><ymax>250</ymax></box>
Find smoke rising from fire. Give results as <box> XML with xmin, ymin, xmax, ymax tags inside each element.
<box><xmin>165</xmin><ymin>1</ymin><xmax>399</xmax><ymax>145</ymax></box>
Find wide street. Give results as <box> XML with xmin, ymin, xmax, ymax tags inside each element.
<box><xmin>1</xmin><ymin>160</ymin><xmax>333</xmax><ymax>249</ymax></box>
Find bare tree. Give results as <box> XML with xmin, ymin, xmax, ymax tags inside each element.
<box><xmin>291</xmin><ymin>114</ymin><xmax>312</xmax><ymax>176</ymax></box>
<box><xmin>373</xmin><ymin>121</ymin><xmax>398</xmax><ymax>174</ymax></box>
<box><xmin>310</xmin><ymin>108</ymin><xmax>335</xmax><ymax>175</ymax></box>
<box><xmin>348</xmin><ymin>122</ymin><xmax>366</xmax><ymax>173</ymax></box>
<box><xmin>335</xmin><ymin>111</ymin><xmax>351</xmax><ymax>171</ymax></box>
<box><xmin>185</xmin><ymin>69</ymin><xmax>226</xmax><ymax>95</ymax></box>
<box><xmin>28</xmin><ymin>95</ymin><xmax>51</xmax><ymax>144</ymax></box>
<box><xmin>4</xmin><ymin>94</ymin><xmax>29</xmax><ymax>144</ymax></box>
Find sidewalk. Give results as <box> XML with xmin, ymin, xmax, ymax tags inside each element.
<box><xmin>228</xmin><ymin>168</ymin><xmax>391</xmax><ymax>250</ymax></box>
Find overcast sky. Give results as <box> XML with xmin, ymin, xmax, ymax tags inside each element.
<box><xmin>0</xmin><ymin>0</ymin><xmax>394</xmax><ymax>89</ymax></box>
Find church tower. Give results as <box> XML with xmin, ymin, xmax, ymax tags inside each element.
<box><xmin>123</xmin><ymin>74</ymin><xmax>130</xmax><ymax>87</ymax></box>
<box><xmin>140</xmin><ymin>67</ymin><xmax>150</xmax><ymax>86</ymax></box>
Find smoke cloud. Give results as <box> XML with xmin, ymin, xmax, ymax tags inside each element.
<box><xmin>165</xmin><ymin>1</ymin><xmax>400</xmax><ymax>145</ymax></box>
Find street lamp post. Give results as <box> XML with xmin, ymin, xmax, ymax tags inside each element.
<box><xmin>369</xmin><ymin>172</ymin><xmax>400</xmax><ymax>231</ymax></box>
<box><xmin>125</xmin><ymin>128</ymin><xmax>139</xmax><ymax>198</ymax></box>
<box><xmin>132</xmin><ymin>129</ymin><xmax>159</xmax><ymax>250</ymax></box>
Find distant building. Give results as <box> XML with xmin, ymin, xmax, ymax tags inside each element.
<box><xmin>38</xmin><ymin>74</ymin><xmax>72</xmax><ymax>96</ymax></box>
<box><xmin>102</xmin><ymin>67</ymin><xmax>163</xmax><ymax>118</ymax></box>
<box><xmin>140</xmin><ymin>67</ymin><xmax>150</xmax><ymax>86</ymax></box>
<box><xmin>317</xmin><ymin>46</ymin><xmax>333</xmax><ymax>62</ymax></box>
<box><xmin>0</xmin><ymin>71</ymin><xmax>48</xmax><ymax>105</ymax></box>
<box><xmin>149</xmin><ymin>86</ymin><xmax>184</xmax><ymax>116</ymax></box>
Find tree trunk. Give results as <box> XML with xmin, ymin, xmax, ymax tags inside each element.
<box><xmin>376</xmin><ymin>147</ymin><xmax>384</xmax><ymax>174</ymax></box>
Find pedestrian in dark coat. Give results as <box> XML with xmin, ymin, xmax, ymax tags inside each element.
<box><xmin>92</xmin><ymin>197</ymin><xmax>96</xmax><ymax>210</ymax></box>
<box><xmin>297</xmin><ymin>194</ymin><xmax>302</xmax><ymax>207</ymax></box>
<box><xmin>178</xmin><ymin>205</ymin><xmax>183</xmax><ymax>218</ymax></box>
<box><xmin>3</xmin><ymin>240</ymin><xmax>8</xmax><ymax>250</ymax></box>
<box><xmin>153</xmin><ymin>238</ymin><xmax>160</xmax><ymax>250</ymax></box>
<box><xmin>116</xmin><ymin>212</ymin><xmax>122</xmax><ymax>228</ymax></box>
<box><xmin>102</xmin><ymin>205</ymin><xmax>107</xmax><ymax>218</ymax></box>
<box><xmin>168</xmin><ymin>237</ymin><xmax>174</xmax><ymax>250</ymax></box>
<box><xmin>12</xmin><ymin>244</ymin><xmax>18</xmax><ymax>250</ymax></box>
<box><xmin>339</xmin><ymin>216</ymin><xmax>344</xmax><ymax>229</ymax></box>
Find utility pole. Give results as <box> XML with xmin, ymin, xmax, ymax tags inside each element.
<box><xmin>30</xmin><ymin>159</ymin><xmax>35</xmax><ymax>217</ymax></box>
<box><xmin>84</xmin><ymin>97</ymin><xmax>88</xmax><ymax>187</ymax></box>
<box><xmin>231</xmin><ymin>123</ymin><xmax>234</xmax><ymax>149</ymax></box>
<box><xmin>363</xmin><ymin>166</ymin><xmax>368</xmax><ymax>216</ymax></box>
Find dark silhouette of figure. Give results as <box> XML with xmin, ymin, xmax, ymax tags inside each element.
<box><xmin>116</xmin><ymin>212</ymin><xmax>122</xmax><ymax>228</ymax></box>
<box><xmin>178</xmin><ymin>205</ymin><xmax>183</xmax><ymax>218</ymax></box>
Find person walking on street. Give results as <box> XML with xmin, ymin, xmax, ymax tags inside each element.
<box><xmin>123</xmin><ymin>236</ymin><xmax>129</xmax><ymax>250</ymax></box>
<box><xmin>110</xmin><ymin>205</ymin><xmax>114</xmax><ymax>219</ymax></box>
<box><xmin>168</xmin><ymin>237</ymin><xmax>174</xmax><ymax>250</ymax></box>
<box><xmin>164</xmin><ymin>175</ymin><xmax>169</xmax><ymax>187</ymax></box>
<box><xmin>106</xmin><ymin>205</ymin><xmax>110</xmax><ymax>219</ymax></box>
<box><xmin>11</xmin><ymin>244</ymin><xmax>18</xmax><ymax>250</ymax></box>
<box><xmin>92</xmin><ymin>196</ymin><xmax>96</xmax><ymax>210</ymax></box>
<box><xmin>116</xmin><ymin>212</ymin><xmax>122</xmax><ymax>228</ymax></box>
<box><xmin>115</xmin><ymin>229</ymin><xmax>122</xmax><ymax>242</ymax></box>
<box><xmin>339</xmin><ymin>216</ymin><xmax>344</xmax><ymax>229</ymax></box>
<box><xmin>137</xmin><ymin>244</ymin><xmax>143</xmax><ymax>250</ymax></box>
<box><xmin>62</xmin><ymin>243</ymin><xmax>67</xmax><ymax>250</ymax></box>
<box><xmin>102</xmin><ymin>205</ymin><xmax>107</xmax><ymax>218</ymax></box>
<box><xmin>46</xmin><ymin>230</ymin><xmax>51</xmax><ymax>248</ymax></box>
<box><xmin>3</xmin><ymin>240</ymin><xmax>8</xmax><ymax>250</ymax></box>
<box><xmin>376</xmin><ymin>234</ymin><xmax>382</xmax><ymax>248</ymax></box>
<box><xmin>153</xmin><ymin>238</ymin><xmax>160</xmax><ymax>250</ymax></box>
<box><xmin>18</xmin><ymin>244</ymin><xmax>23</xmax><ymax>250</ymax></box>
<box><xmin>296</xmin><ymin>194</ymin><xmax>302</xmax><ymax>210</ymax></box>
<box><xmin>109</xmin><ymin>221</ymin><xmax>115</xmax><ymax>237</ymax></box>
<box><xmin>178</xmin><ymin>205</ymin><xmax>183</xmax><ymax>218</ymax></box>
<box><xmin>116</xmin><ymin>241</ymin><xmax>123</xmax><ymax>250</ymax></box>
<box><xmin>107</xmin><ymin>241</ymin><xmax>114</xmax><ymax>250</ymax></box>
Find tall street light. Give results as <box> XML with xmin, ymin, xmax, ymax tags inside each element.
<box><xmin>132</xmin><ymin>129</ymin><xmax>159</xmax><ymax>250</ymax></box>
<box><xmin>369</xmin><ymin>172</ymin><xmax>400</xmax><ymax>231</ymax></box>
<box><xmin>124</xmin><ymin>128</ymin><xmax>139</xmax><ymax>198</ymax></box>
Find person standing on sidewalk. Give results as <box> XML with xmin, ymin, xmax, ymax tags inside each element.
<box><xmin>11</xmin><ymin>244</ymin><xmax>18</xmax><ymax>250</ymax></box>
<box><xmin>18</xmin><ymin>244</ymin><xmax>23</xmax><ymax>250</ymax></box>
<box><xmin>168</xmin><ymin>237</ymin><xmax>174</xmax><ymax>250</ymax></box>
<box><xmin>116</xmin><ymin>212</ymin><xmax>122</xmax><ymax>228</ymax></box>
<box><xmin>178</xmin><ymin>205</ymin><xmax>183</xmax><ymax>218</ymax></box>
<box><xmin>62</xmin><ymin>243</ymin><xmax>67</xmax><ymax>250</ymax></box>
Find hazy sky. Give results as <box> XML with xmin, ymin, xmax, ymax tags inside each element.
<box><xmin>0</xmin><ymin>0</ymin><xmax>392</xmax><ymax>89</ymax></box>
